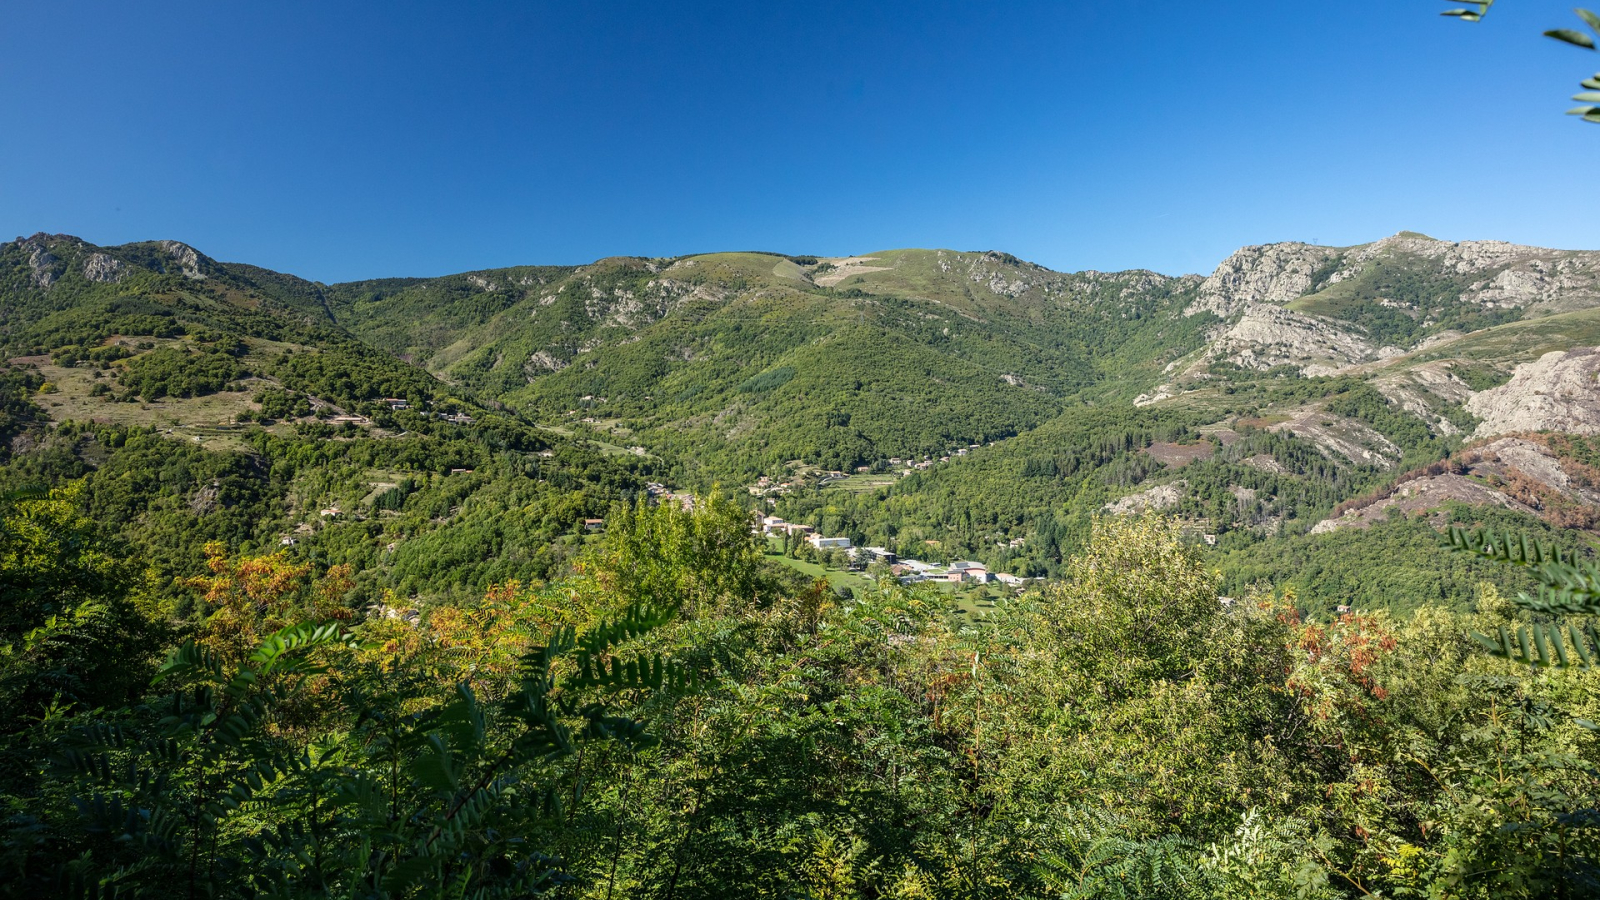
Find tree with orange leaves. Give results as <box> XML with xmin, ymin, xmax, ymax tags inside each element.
<box><xmin>183</xmin><ymin>541</ymin><xmax>353</xmax><ymax>662</ymax></box>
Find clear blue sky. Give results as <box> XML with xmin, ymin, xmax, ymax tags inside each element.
<box><xmin>2</xmin><ymin>1</ymin><xmax>1594</xmax><ymax>282</ymax></box>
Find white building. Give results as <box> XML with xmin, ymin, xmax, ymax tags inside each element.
<box><xmin>806</xmin><ymin>531</ymin><xmax>857</xmax><ymax>547</ymax></box>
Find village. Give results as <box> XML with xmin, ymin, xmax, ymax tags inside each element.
<box><xmin>580</xmin><ymin>477</ymin><xmax>1032</xmax><ymax>599</ymax></box>
<box><xmin>755</xmin><ymin>514</ymin><xmax>1028</xmax><ymax>589</ymax></box>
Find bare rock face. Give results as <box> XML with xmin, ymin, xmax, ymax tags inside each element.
<box><xmin>1371</xmin><ymin>361</ymin><xmax>1475</xmax><ymax>436</ymax></box>
<box><xmin>1461</xmin><ymin>253</ymin><xmax>1600</xmax><ymax>313</ymax></box>
<box><xmin>83</xmin><ymin>252</ymin><xmax>126</xmax><ymax>284</ymax></box>
<box><xmin>1140</xmin><ymin>233</ymin><xmax>1600</xmax><ymax>404</ymax></box>
<box><xmin>189</xmin><ymin>483</ymin><xmax>221</xmax><ymax>514</ymax></box>
<box><xmin>1482</xmin><ymin>436</ymin><xmax>1575</xmax><ymax>490</ymax></box>
<box><xmin>1466</xmin><ymin>348</ymin><xmax>1600</xmax><ymax>438</ymax></box>
<box><xmin>1240</xmin><ymin>454</ymin><xmax>1287</xmax><ymax>475</ymax></box>
<box><xmin>1188</xmin><ymin>232</ymin><xmax>1600</xmax><ymax>322</ymax></box>
<box><xmin>1212</xmin><ymin>304</ymin><xmax>1389</xmax><ymax>375</ymax></box>
<box><xmin>160</xmin><ymin>240</ymin><xmax>206</xmax><ymax>280</ymax></box>
<box><xmin>1104</xmin><ymin>480</ymin><xmax>1186</xmax><ymax>515</ymax></box>
<box><xmin>1268</xmin><ymin>406</ymin><xmax>1402</xmax><ymax>467</ymax></box>
<box><xmin>21</xmin><ymin>238</ymin><xmax>60</xmax><ymax>289</ymax></box>
<box><xmin>1309</xmin><ymin>474</ymin><xmax>1533</xmax><ymax>534</ymax></box>
<box><xmin>1188</xmin><ymin>242</ymin><xmax>1337</xmax><ymax>317</ymax></box>
<box><xmin>523</xmin><ymin>350</ymin><xmax>568</xmax><ymax>379</ymax></box>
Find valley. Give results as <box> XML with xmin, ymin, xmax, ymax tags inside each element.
<box><xmin>7</xmin><ymin>227</ymin><xmax>1600</xmax><ymax>898</ymax></box>
<box><xmin>19</xmin><ymin>3</ymin><xmax>1600</xmax><ymax>894</ymax></box>
<box><xmin>7</xmin><ymin>230</ymin><xmax>1600</xmax><ymax>615</ymax></box>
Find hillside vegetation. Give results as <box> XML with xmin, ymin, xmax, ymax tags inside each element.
<box><xmin>5</xmin><ymin>230</ymin><xmax>1600</xmax><ymax>894</ymax></box>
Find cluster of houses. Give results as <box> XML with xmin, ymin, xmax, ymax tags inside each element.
<box><xmin>318</xmin><ymin>398</ymin><xmax>475</xmax><ymax>428</ymax></box>
<box><xmin>887</xmin><ymin>443</ymin><xmax>994</xmax><ymax>476</ymax></box>
<box><xmin>385</xmin><ymin>398</ymin><xmax>477</xmax><ymax>425</ymax></box>
<box><xmin>757</xmin><ymin>517</ymin><xmax>1027</xmax><ymax>587</ymax></box>
<box><xmin>750</xmin><ymin>474</ymin><xmax>818</xmax><ymax>498</ymax></box>
<box><xmin>894</xmin><ymin>558</ymin><xmax>994</xmax><ymax>585</ymax></box>
<box><xmin>760</xmin><ymin>515</ymin><xmax>814</xmax><ymax>537</ymax></box>
<box><xmin>891</xmin><ymin>556</ymin><xmax>1024</xmax><ymax>587</ymax></box>
<box><xmin>748</xmin><ymin>467</ymin><xmax>857</xmax><ymax>498</ymax></box>
<box><xmin>647</xmin><ymin>482</ymin><xmax>697</xmax><ymax>510</ymax></box>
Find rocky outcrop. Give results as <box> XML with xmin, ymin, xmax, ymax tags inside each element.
<box><xmin>1371</xmin><ymin>361</ymin><xmax>1476</xmax><ymax>436</ymax></box>
<box><xmin>1192</xmin><ymin>233</ymin><xmax>1600</xmax><ymax>319</ymax></box>
<box><xmin>160</xmin><ymin>240</ymin><xmax>206</xmax><ymax>280</ymax></box>
<box><xmin>1464</xmin><ymin>255</ymin><xmax>1600</xmax><ymax>314</ymax></box>
<box><xmin>1187</xmin><ymin>242</ymin><xmax>1338</xmax><ymax>317</ymax></box>
<box><xmin>1143</xmin><ymin>233</ymin><xmax>1600</xmax><ymax>399</ymax></box>
<box><xmin>1241</xmin><ymin>454</ymin><xmax>1287</xmax><ymax>474</ymax></box>
<box><xmin>20</xmin><ymin>238</ymin><xmax>60</xmax><ymax>289</ymax></box>
<box><xmin>1466</xmin><ymin>348</ymin><xmax>1600</xmax><ymax>438</ymax></box>
<box><xmin>1311</xmin><ymin>436</ymin><xmax>1600</xmax><ymax>534</ymax></box>
<box><xmin>1269</xmin><ymin>407</ymin><xmax>1402</xmax><ymax>467</ymax></box>
<box><xmin>1104</xmin><ymin>481</ymin><xmax>1186</xmax><ymax>515</ymax></box>
<box><xmin>83</xmin><ymin>252</ymin><xmax>126</xmax><ymax>284</ymax></box>
<box><xmin>523</xmin><ymin>350</ymin><xmax>568</xmax><ymax>377</ymax></box>
<box><xmin>1310</xmin><ymin>474</ymin><xmax>1532</xmax><ymax>534</ymax></box>
<box><xmin>1210</xmin><ymin>304</ymin><xmax>1395</xmax><ymax>375</ymax></box>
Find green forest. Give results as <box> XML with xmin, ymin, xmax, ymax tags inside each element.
<box><xmin>15</xmin><ymin>0</ymin><xmax>1600</xmax><ymax>895</ymax></box>
<box><xmin>4</xmin><ymin>220</ymin><xmax>1600</xmax><ymax>898</ymax></box>
<box><xmin>4</xmin><ymin>488</ymin><xmax>1598</xmax><ymax>899</ymax></box>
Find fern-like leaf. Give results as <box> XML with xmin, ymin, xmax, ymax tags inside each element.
<box><xmin>1474</xmin><ymin>621</ymin><xmax>1600</xmax><ymax>669</ymax></box>
<box><xmin>1445</xmin><ymin>527</ymin><xmax>1600</xmax><ymax>615</ymax></box>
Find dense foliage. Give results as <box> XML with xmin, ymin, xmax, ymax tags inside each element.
<box><xmin>6</xmin><ymin>231</ymin><xmax>1600</xmax><ymax>896</ymax></box>
<box><xmin>2</xmin><ymin>497</ymin><xmax>1596</xmax><ymax>899</ymax></box>
<box><xmin>117</xmin><ymin>344</ymin><xmax>247</xmax><ymax>400</ymax></box>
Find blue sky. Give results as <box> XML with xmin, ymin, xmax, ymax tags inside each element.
<box><xmin>2</xmin><ymin>1</ymin><xmax>1595</xmax><ymax>282</ymax></box>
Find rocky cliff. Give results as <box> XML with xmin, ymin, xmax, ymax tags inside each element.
<box><xmin>1467</xmin><ymin>347</ymin><xmax>1600</xmax><ymax>438</ymax></box>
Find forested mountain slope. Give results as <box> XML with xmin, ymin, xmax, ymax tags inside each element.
<box><xmin>10</xmin><ymin>229</ymin><xmax>1600</xmax><ymax>616</ymax></box>
<box><xmin>325</xmin><ymin>250</ymin><xmax>1213</xmax><ymax>475</ymax></box>
<box><xmin>0</xmin><ymin>233</ymin><xmax>657</xmax><ymax>602</ymax></box>
<box><xmin>740</xmin><ymin>234</ymin><xmax>1600</xmax><ymax>609</ymax></box>
<box><xmin>8</xmin><ymin>228</ymin><xmax>1600</xmax><ymax>896</ymax></box>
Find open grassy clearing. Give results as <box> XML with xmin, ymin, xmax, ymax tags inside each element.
<box><xmin>764</xmin><ymin>552</ymin><xmax>874</xmax><ymax>591</ymax></box>
<box><xmin>953</xmin><ymin>592</ymin><xmax>1001</xmax><ymax>619</ymax></box>
<box><xmin>12</xmin><ymin>331</ymin><xmax>401</xmax><ymax>452</ymax></box>
<box><xmin>826</xmin><ymin>473</ymin><xmax>899</xmax><ymax>493</ymax></box>
<box><xmin>33</xmin><ymin>360</ymin><xmax>259</xmax><ymax>424</ymax></box>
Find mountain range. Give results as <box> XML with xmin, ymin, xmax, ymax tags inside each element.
<box><xmin>5</xmin><ymin>228</ymin><xmax>1599</xmax><ymax>612</ymax></box>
